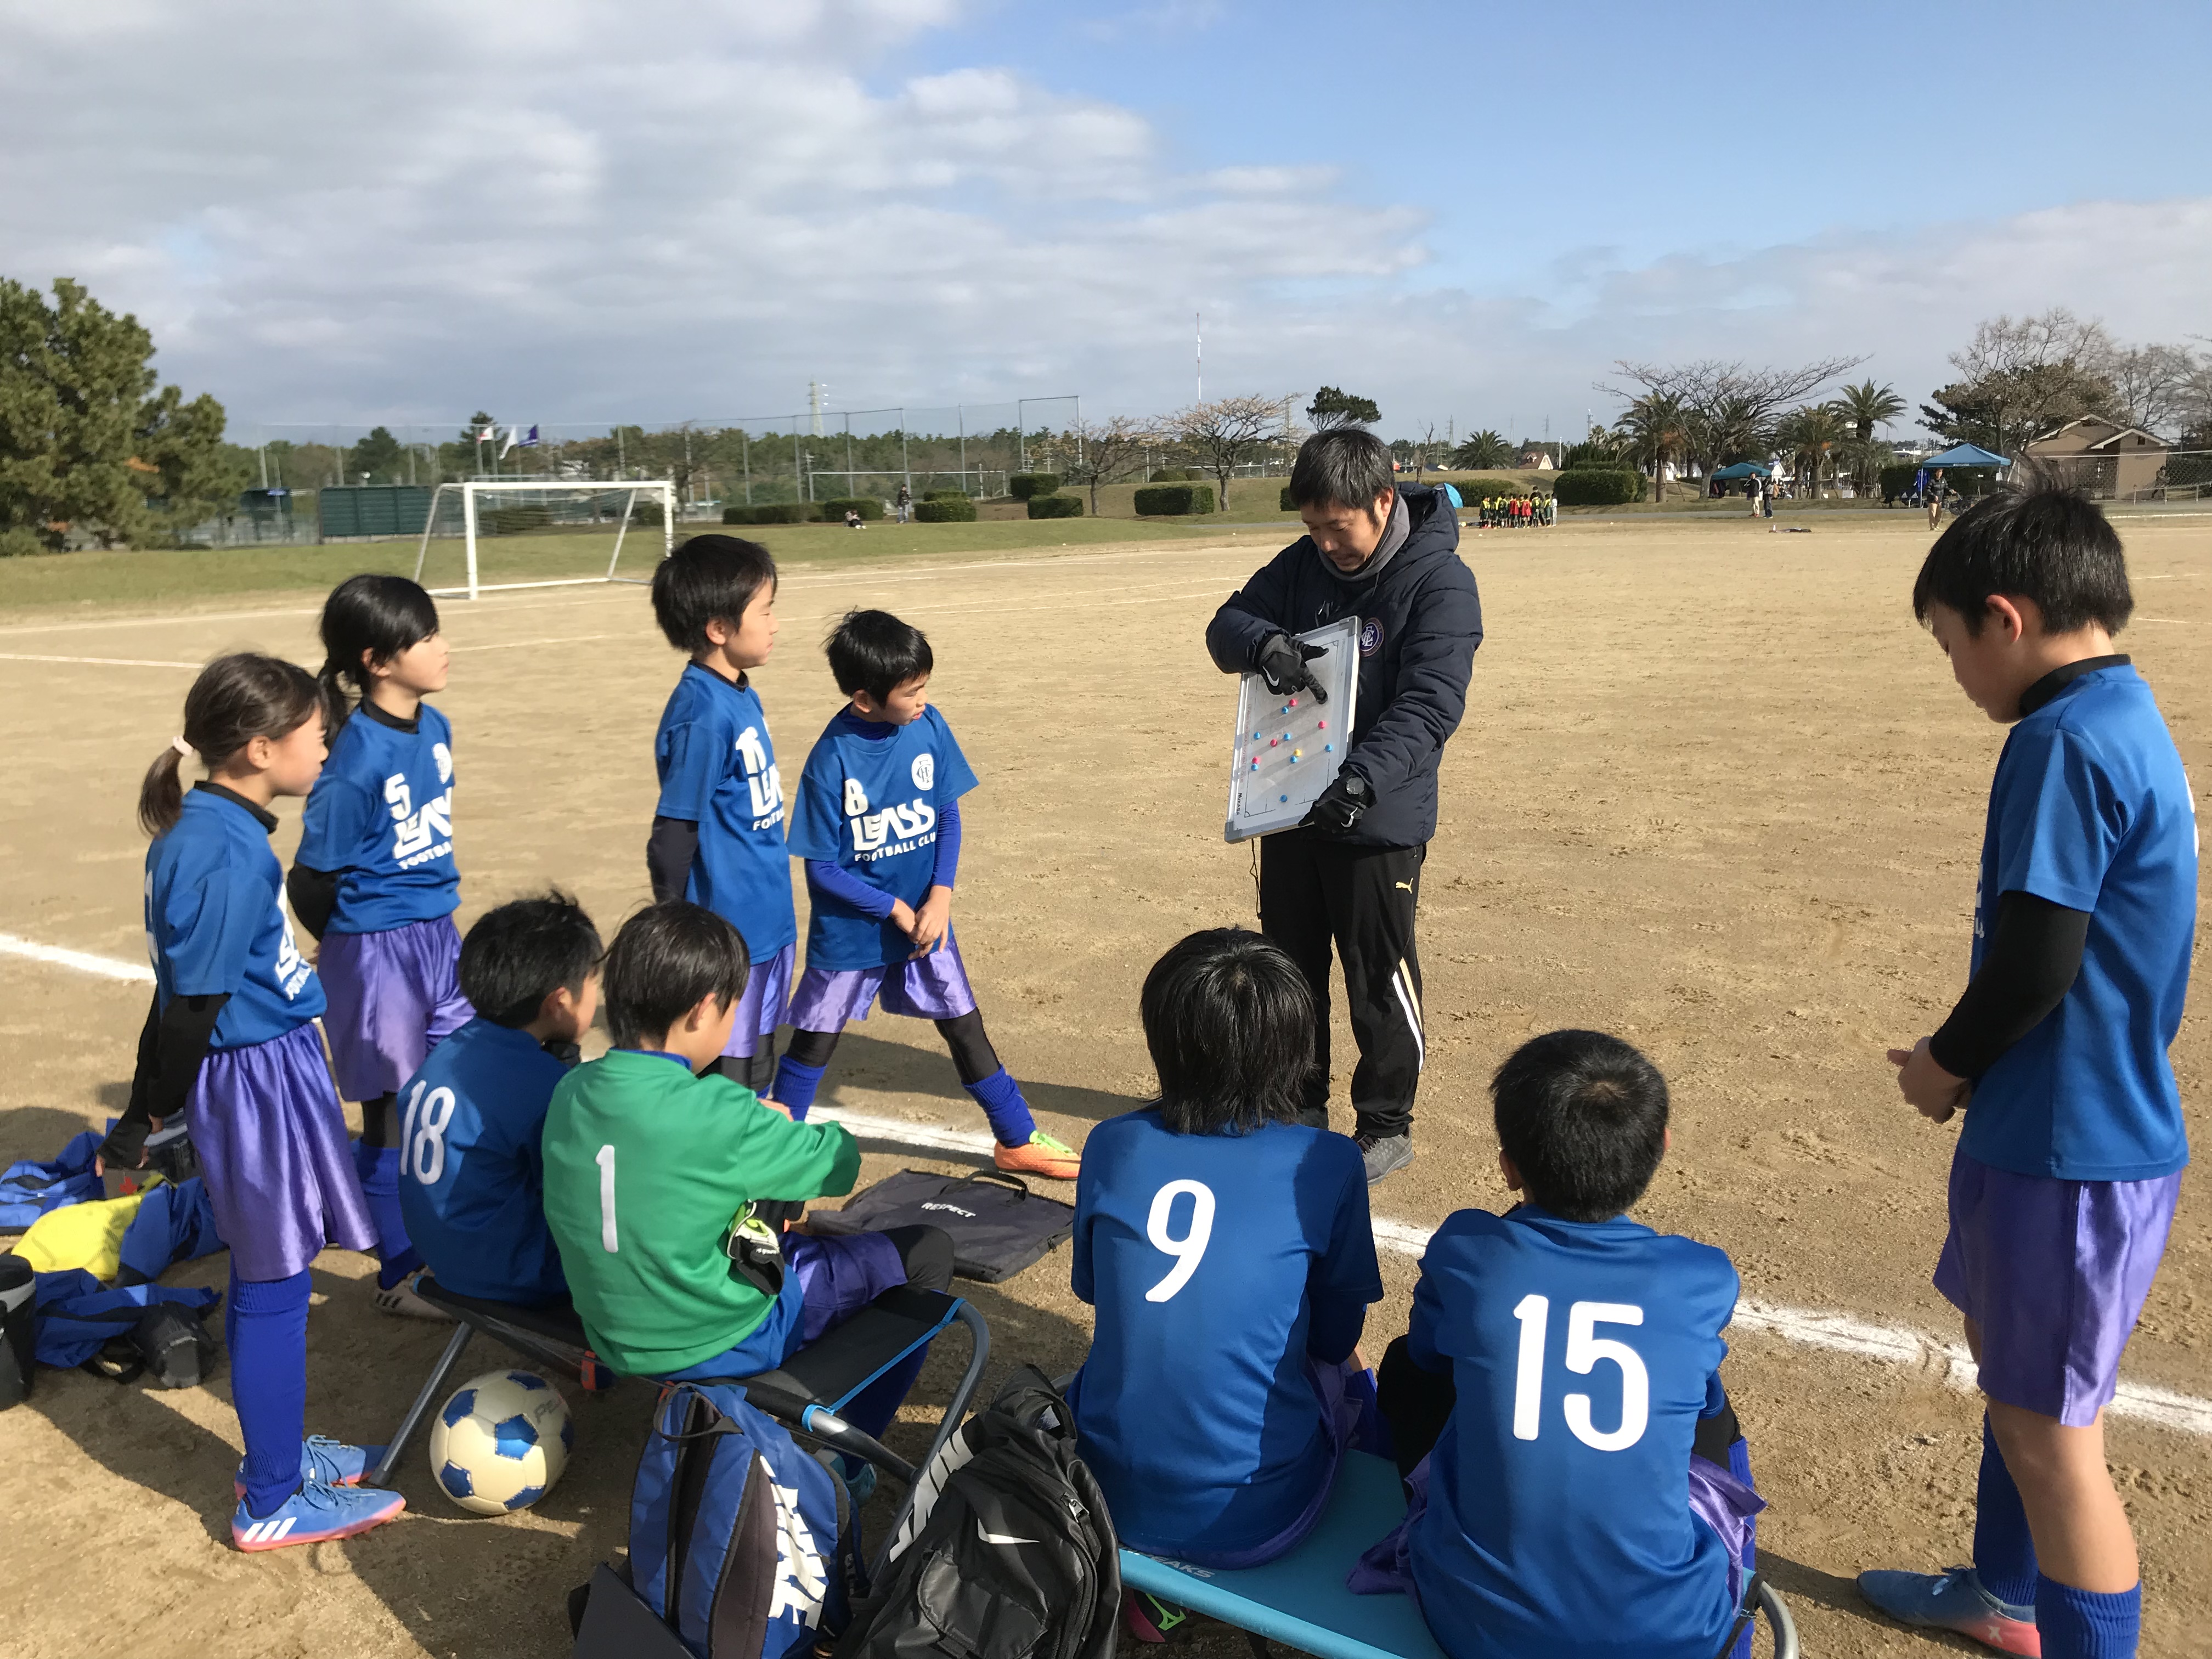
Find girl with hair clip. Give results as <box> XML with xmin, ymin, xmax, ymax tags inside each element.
<box><xmin>106</xmin><ymin>653</ymin><xmax>404</xmax><ymax>1550</ymax></box>
<box><xmin>290</xmin><ymin>574</ymin><xmax>469</xmax><ymax>1319</ymax></box>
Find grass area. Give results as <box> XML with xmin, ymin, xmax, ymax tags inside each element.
<box><xmin>0</xmin><ymin>516</ymin><xmax>1263</xmax><ymax>616</ymax></box>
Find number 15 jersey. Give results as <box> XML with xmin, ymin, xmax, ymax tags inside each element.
<box><xmin>1407</xmin><ymin>1206</ymin><xmax>1740</xmax><ymax>1659</ymax></box>
<box><xmin>1070</xmin><ymin>1109</ymin><xmax>1382</xmax><ymax>1557</ymax></box>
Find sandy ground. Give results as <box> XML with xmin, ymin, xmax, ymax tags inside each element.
<box><xmin>0</xmin><ymin>515</ymin><xmax>2205</xmax><ymax>1658</ymax></box>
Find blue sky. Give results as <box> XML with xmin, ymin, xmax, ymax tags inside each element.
<box><xmin>1</xmin><ymin>0</ymin><xmax>2204</xmax><ymax>441</ymax></box>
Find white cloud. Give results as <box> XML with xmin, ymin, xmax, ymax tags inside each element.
<box><xmin>1</xmin><ymin>1</ymin><xmax>2202</xmax><ymax>438</ymax></box>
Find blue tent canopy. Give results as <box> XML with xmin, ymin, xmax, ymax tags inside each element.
<box><xmin>1921</xmin><ymin>443</ymin><xmax>2010</xmax><ymax>469</ymax></box>
<box><xmin>1711</xmin><ymin>461</ymin><xmax>1771</xmax><ymax>478</ymax></box>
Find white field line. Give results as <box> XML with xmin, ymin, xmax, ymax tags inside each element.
<box><xmin>7</xmin><ymin>942</ymin><xmax>2207</xmax><ymax>1438</ymax></box>
<box><xmin>0</xmin><ymin>652</ymin><xmax>200</xmax><ymax>668</ymax></box>
<box><xmin>0</xmin><ymin>933</ymin><xmax>155</xmax><ymax>983</ymax></box>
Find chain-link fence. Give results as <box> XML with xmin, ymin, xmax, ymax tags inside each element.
<box><xmin>2029</xmin><ymin>449</ymin><xmax>2211</xmax><ymax>503</ymax></box>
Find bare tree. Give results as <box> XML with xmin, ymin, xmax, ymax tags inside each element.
<box><xmin>1061</xmin><ymin>415</ymin><xmax>1158</xmax><ymax>515</ymax></box>
<box><xmin>1949</xmin><ymin>309</ymin><xmax>2116</xmax><ymax>382</ymax></box>
<box><xmin>1171</xmin><ymin>395</ymin><xmax>1297</xmax><ymax>513</ymax></box>
<box><xmin>1600</xmin><ymin>354</ymin><xmax>1864</xmax><ymax>479</ymax></box>
<box><xmin>2106</xmin><ymin>344</ymin><xmax>2195</xmax><ymax>436</ymax></box>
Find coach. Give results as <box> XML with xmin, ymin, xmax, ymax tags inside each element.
<box><xmin>1206</xmin><ymin>428</ymin><xmax>1483</xmax><ymax>1183</ymax></box>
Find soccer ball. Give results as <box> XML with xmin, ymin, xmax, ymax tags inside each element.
<box><xmin>427</xmin><ymin>1368</ymin><xmax>573</xmax><ymax>1515</ymax></box>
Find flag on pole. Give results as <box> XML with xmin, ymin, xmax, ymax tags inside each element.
<box><xmin>521</xmin><ymin>424</ymin><xmax>539</xmax><ymax>448</ymax></box>
<box><xmin>499</xmin><ymin>425</ymin><xmax>520</xmax><ymax>459</ymax></box>
<box><xmin>477</xmin><ymin>423</ymin><xmax>496</xmax><ymax>443</ymax></box>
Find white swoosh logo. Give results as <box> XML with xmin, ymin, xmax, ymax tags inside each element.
<box><xmin>977</xmin><ymin>1522</ymin><xmax>1039</xmax><ymax>1545</ymax></box>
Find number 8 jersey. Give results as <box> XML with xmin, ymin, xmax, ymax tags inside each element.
<box><xmin>1068</xmin><ymin>1108</ymin><xmax>1381</xmax><ymax>1558</ymax></box>
<box><xmin>1405</xmin><ymin>1206</ymin><xmax>1741</xmax><ymax>1659</ymax></box>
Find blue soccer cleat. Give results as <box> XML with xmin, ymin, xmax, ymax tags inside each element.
<box><xmin>232</xmin><ymin>1479</ymin><xmax>405</xmax><ymax>1552</ymax></box>
<box><xmin>233</xmin><ymin>1435</ymin><xmax>385</xmax><ymax>1499</ymax></box>
<box><xmin>1858</xmin><ymin>1566</ymin><xmax>2040</xmax><ymax>1656</ymax></box>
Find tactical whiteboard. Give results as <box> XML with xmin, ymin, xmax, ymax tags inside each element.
<box><xmin>1223</xmin><ymin>617</ymin><xmax>1361</xmax><ymax>843</ymax></box>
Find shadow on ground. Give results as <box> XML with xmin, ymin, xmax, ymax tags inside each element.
<box><xmin>812</xmin><ymin>1028</ymin><xmax>1146</xmax><ymax>1128</ymax></box>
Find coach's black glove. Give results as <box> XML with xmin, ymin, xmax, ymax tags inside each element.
<box><xmin>1305</xmin><ymin>771</ymin><xmax>1373</xmax><ymax>834</ymax></box>
<box><xmin>1255</xmin><ymin>633</ymin><xmax>1329</xmax><ymax>703</ymax></box>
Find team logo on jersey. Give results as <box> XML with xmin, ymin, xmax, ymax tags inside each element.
<box><xmin>384</xmin><ymin>772</ymin><xmax>454</xmax><ymax>870</ymax></box>
<box><xmin>911</xmin><ymin>753</ymin><xmax>935</xmax><ymax>791</ymax></box>
<box><xmin>433</xmin><ymin>741</ymin><xmax>453</xmax><ymax>784</ymax></box>
<box><xmin>736</xmin><ymin>726</ymin><xmax>785</xmax><ymax>828</ymax></box>
<box><xmin>273</xmin><ymin>913</ymin><xmax>314</xmax><ymax>998</ymax></box>
<box><xmin>842</xmin><ymin>778</ymin><xmax>939</xmax><ymax>859</ymax></box>
<box><xmin>1358</xmin><ymin>617</ymin><xmax>1385</xmax><ymax>657</ymax></box>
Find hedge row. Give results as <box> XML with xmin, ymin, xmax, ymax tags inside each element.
<box><xmin>821</xmin><ymin>496</ymin><xmax>882</xmax><ymax>520</ymax></box>
<box><xmin>1008</xmin><ymin>472</ymin><xmax>1060</xmax><ymax>500</ymax></box>
<box><xmin>1025</xmin><ymin>493</ymin><xmax>1084</xmax><ymax>519</ymax></box>
<box><xmin>923</xmin><ymin>488</ymin><xmax>969</xmax><ymax>503</ymax></box>
<box><xmin>723</xmin><ymin>502</ymin><xmax>817</xmax><ymax>524</ymax></box>
<box><xmin>1878</xmin><ymin>462</ymin><xmax>1997</xmax><ymax>503</ymax></box>
<box><xmin>915</xmin><ymin>496</ymin><xmax>977</xmax><ymax>522</ymax></box>
<box><xmin>1551</xmin><ymin>469</ymin><xmax>1645</xmax><ymax>507</ymax></box>
<box><xmin>1148</xmin><ymin>466</ymin><xmax>1201</xmax><ymax>482</ymax></box>
<box><xmin>1133</xmin><ymin>483</ymin><xmax>1215</xmax><ymax>516</ymax></box>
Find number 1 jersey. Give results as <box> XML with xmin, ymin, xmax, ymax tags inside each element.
<box><xmin>1407</xmin><ymin>1206</ymin><xmax>1740</xmax><ymax>1659</ymax></box>
<box><xmin>1070</xmin><ymin>1109</ymin><xmax>1381</xmax><ymax>1556</ymax></box>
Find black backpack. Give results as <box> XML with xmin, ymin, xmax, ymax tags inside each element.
<box><xmin>836</xmin><ymin>1369</ymin><xmax>1119</xmax><ymax>1659</ymax></box>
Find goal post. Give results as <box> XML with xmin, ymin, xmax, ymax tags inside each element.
<box><xmin>410</xmin><ymin>478</ymin><xmax>678</xmax><ymax>601</ymax></box>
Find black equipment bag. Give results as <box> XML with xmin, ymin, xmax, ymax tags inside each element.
<box><xmin>834</xmin><ymin>1368</ymin><xmax>1119</xmax><ymax>1659</ymax></box>
<box><xmin>808</xmin><ymin>1171</ymin><xmax>1073</xmax><ymax>1285</ymax></box>
<box><xmin>0</xmin><ymin>1256</ymin><xmax>35</xmax><ymax>1409</ymax></box>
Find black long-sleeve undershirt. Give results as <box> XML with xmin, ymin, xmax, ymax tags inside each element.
<box><xmin>285</xmin><ymin>863</ymin><xmax>341</xmax><ymax>942</ymax></box>
<box><xmin>102</xmin><ymin>990</ymin><xmax>231</xmax><ymax>1167</ymax></box>
<box><xmin>646</xmin><ymin>815</ymin><xmax>700</xmax><ymax>905</ymax></box>
<box><xmin>1927</xmin><ymin>890</ymin><xmax>2090</xmax><ymax>1080</ymax></box>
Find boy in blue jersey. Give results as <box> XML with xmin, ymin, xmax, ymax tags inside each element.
<box><xmin>1862</xmin><ymin>487</ymin><xmax>2195</xmax><ymax>1659</ymax></box>
<box><xmin>770</xmin><ymin>609</ymin><xmax>1080</xmax><ymax>1180</ymax></box>
<box><xmin>1072</xmin><ymin>929</ymin><xmax>1383</xmax><ymax>1598</ymax></box>
<box><xmin>1353</xmin><ymin>1030</ymin><xmax>1762</xmax><ymax>1659</ymax></box>
<box><xmin>397</xmin><ymin>893</ymin><xmax>602</xmax><ymax>1308</ymax></box>
<box><xmin>646</xmin><ymin>536</ymin><xmax>797</xmax><ymax>1098</ymax></box>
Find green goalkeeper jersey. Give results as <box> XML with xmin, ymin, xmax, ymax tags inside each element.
<box><xmin>542</xmin><ymin>1048</ymin><xmax>862</xmax><ymax>1375</ymax></box>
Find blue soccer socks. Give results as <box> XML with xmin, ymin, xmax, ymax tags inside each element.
<box><xmin>351</xmin><ymin>1141</ymin><xmax>423</xmax><ymax>1290</ymax></box>
<box><xmin>771</xmin><ymin>1056</ymin><xmax>828</xmax><ymax>1121</ymax></box>
<box><xmin>2036</xmin><ymin>1577</ymin><xmax>2139</xmax><ymax>1659</ymax></box>
<box><xmin>232</xmin><ymin>1480</ymin><xmax>405</xmax><ymax>1551</ymax></box>
<box><xmin>227</xmin><ymin>1268</ymin><xmax>312</xmax><ymax>1521</ymax></box>
<box><xmin>965</xmin><ymin>1066</ymin><xmax>1036</xmax><ymax>1147</ymax></box>
<box><xmin>1974</xmin><ymin>1418</ymin><xmax>2041</xmax><ymax>1608</ymax></box>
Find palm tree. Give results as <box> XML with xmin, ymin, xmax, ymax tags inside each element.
<box><xmin>1449</xmin><ymin>430</ymin><xmax>1513</xmax><ymax>470</ymax></box>
<box><xmin>1611</xmin><ymin>394</ymin><xmax>1686</xmax><ymax>503</ymax></box>
<box><xmin>1775</xmin><ymin>403</ymin><xmax>1849</xmax><ymax>500</ymax></box>
<box><xmin>1835</xmin><ymin>380</ymin><xmax>1906</xmax><ymax>442</ymax></box>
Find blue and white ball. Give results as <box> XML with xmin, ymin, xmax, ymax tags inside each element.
<box><xmin>427</xmin><ymin>1369</ymin><xmax>573</xmax><ymax>1515</ymax></box>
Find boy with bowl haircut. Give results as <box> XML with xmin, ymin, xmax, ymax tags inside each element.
<box><xmin>646</xmin><ymin>534</ymin><xmax>794</xmax><ymax>1098</ymax></box>
<box><xmin>1355</xmin><ymin>1030</ymin><xmax>1761</xmax><ymax>1659</ymax></box>
<box><xmin>1862</xmin><ymin>486</ymin><xmax>2194</xmax><ymax>1659</ymax></box>
<box><xmin>542</xmin><ymin>902</ymin><xmax>950</xmax><ymax>1433</ymax></box>
<box><xmin>396</xmin><ymin>891</ymin><xmax>602</xmax><ymax>1307</ymax></box>
<box><xmin>769</xmin><ymin>608</ymin><xmax>1081</xmax><ymax>1181</ymax></box>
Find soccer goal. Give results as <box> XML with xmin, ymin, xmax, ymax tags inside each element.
<box><xmin>409</xmin><ymin>478</ymin><xmax>679</xmax><ymax>600</ymax></box>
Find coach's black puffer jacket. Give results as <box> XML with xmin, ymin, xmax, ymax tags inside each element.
<box><xmin>1205</xmin><ymin>483</ymin><xmax>1482</xmax><ymax>849</ymax></box>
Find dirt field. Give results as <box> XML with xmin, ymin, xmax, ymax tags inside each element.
<box><xmin>0</xmin><ymin>514</ymin><xmax>2204</xmax><ymax>1658</ymax></box>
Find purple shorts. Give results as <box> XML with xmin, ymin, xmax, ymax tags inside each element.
<box><xmin>318</xmin><ymin>915</ymin><xmax>473</xmax><ymax>1101</ymax></box>
<box><xmin>787</xmin><ymin>935</ymin><xmax>978</xmax><ymax>1030</ymax></box>
<box><xmin>721</xmin><ymin>942</ymin><xmax>797</xmax><ymax>1060</ymax></box>
<box><xmin>187</xmin><ymin>1022</ymin><xmax>377</xmax><ymax>1282</ymax></box>
<box><xmin>658</xmin><ymin>1229</ymin><xmax>907</xmax><ymax>1381</ymax></box>
<box><xmin>1934</xmin><ymin>1147</ymin><xmax>2181</xmax><ymax>1425</ymax></box>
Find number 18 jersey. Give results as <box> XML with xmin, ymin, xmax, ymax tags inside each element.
<box><xmin>1407</xmin><ymin>1206</ymin><xmax>1740</xmax><ymax>1659</ymax></box>
<box><xmin>1070</xmin><ymin>1109</ymin><xmax>1381</xmax><ymax>1558</ymax></box>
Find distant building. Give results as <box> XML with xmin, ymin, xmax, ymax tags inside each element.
<box><xmin>2023</xmin><ymin>416</ymin><xmax>2170</xmax><ymax>500</ymax></box>
<box><xmin>1517</xmin><ymin>443</ymin><xmax>1558</xmax><ymax>470</ymax></box>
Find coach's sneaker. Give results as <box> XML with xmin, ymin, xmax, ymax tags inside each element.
<box><xmin>995</xmin><ymin>1130</ymin><xmax>1081</xmax><ymax>1181</ymax></box>
<box><xmin>233</xmin><ymin>1435</ymin><xmax>382</xmax><ymax>1500</ymax></box>
<box><xmin>1356</xmin><ymin>1130</ymin><xmax>1414</xmax><ymax>1184</ymax></box>
<box><xmin>232</xmin><ymin>1479</ymin><xmax>405</xmax><ymax>1552</ymax></box>
<box><xmin>1858</xmin><ymin>1566</ymin><xmax>2041</xmax><ymax>1656</ymax></box>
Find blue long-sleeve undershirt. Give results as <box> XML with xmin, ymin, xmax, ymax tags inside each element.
<box><xmin>804</xmin><ymin>799</ymin><xmax>961</xmax><ymax>919</ymax></box>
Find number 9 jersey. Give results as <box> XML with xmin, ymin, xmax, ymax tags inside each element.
<box><xmin>1406</xmin><ymin>1206</ymin><xmax>1741</xmax><ymax>1659</ymax></box>
<box><xmin>1068</xmin><ymin>1108</ymin><xmax>1381</xmax><ymax>1558</ymax></box>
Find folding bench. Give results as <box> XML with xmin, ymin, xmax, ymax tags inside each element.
<box><xmin>368</xmin><ymin>1274</ymin><xmax>991</xmax><ymax>1510</ymax></box>
<box><xmin>1117</xmin><ymin>1450</ymin><xmax>1798</xmax><ymax>1659</ymax></box>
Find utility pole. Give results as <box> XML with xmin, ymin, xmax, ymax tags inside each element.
<box><xmin>809</xmin><ymin>381</ymin><xmax>825</xmax><ymax>437</ymax></box>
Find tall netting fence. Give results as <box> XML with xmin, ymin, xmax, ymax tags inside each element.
<box><xmin>2029</xmin><ymin>449</ymin><xmax>2211</xmax><ymax>503</ymax></box>
<box><xmin>208</xmin><ymin>398</ymin><xmax>1085</xmax><ymax>546</ymax></box>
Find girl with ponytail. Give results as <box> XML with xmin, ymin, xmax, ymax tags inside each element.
<box><xmin>290</xmin><ymin>574</ymin><xmax>471</xmax><ymax>1320</ymax></box>
<box><xmin>121</xmin><ymin>652</ymin><xmax>405</xmax><ymax>1550</ymax></box>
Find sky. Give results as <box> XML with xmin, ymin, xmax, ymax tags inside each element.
<box><xmin>3</xmin><ymin>0</ymin><xmax>2206</xmax><ymax>442</ymax></box>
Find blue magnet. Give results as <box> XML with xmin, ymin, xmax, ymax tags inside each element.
<box><xmin>1279</xmin><ymin>793</ymin><xmax>1289</xmax><ymax>803</ymax></box>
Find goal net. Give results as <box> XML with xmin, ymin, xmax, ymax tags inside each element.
<box><xmin>410</xmin><ymin>479</ymin><xmax>678</xmax><ymax>600</ymax></box>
